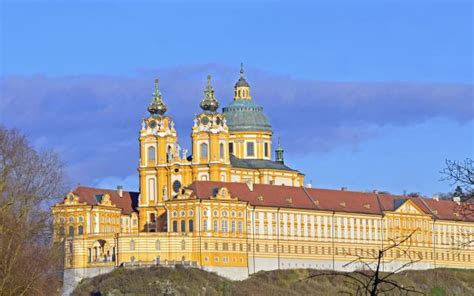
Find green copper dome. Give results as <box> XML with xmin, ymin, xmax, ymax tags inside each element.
<box><xmin>222</xmin><ymin>99</ymin><xmax>272</xmax><ymax>132</ymax></box>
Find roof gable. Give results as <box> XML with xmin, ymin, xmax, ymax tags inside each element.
<box><xmin>392</xmin><ymin>199</ymin><xmax>426</xmax><ymax>215</ymax></box>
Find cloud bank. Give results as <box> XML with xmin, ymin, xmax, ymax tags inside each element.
<box><xmin>1</xmin><ymin>64</ymin><xmax>472</xmax><ymax>189</ymax></box>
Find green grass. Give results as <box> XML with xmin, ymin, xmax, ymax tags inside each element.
<box><xmin>73</xmin><ymin>267</ymin><xmax>474</xmax><ymax>296</ymax></box>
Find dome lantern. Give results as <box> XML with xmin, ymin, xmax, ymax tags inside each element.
<box><xmin>234</xmin><ymin>63</ymin><xmax>251</xmax><ymax>100</ymax></box>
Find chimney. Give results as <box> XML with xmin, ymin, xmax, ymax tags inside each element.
<box><xmin>433</xmin><ymin>194</ymin><xmax>439</xmax><ymax>201</ymax></box>
<box><xmin>341</xmin><ymin>187</ymin><xmax>347</xmax><ymax>191</ymax></box>
<box><xmin>306</xmin><ymin>182</ymin><xmax>312</xmax><ymax>189</ymax></box>
<box><xmin>373</xmin><ymin>190</ymin><xmax>378</xmax><ymax>194</ymax></box>
<box><xmin>453</xmin><ymin>196</ymin><xmax>461</xmax><ymax>205</ymax></box>
<box><xmin>117</xmin><ymin>185</ymin><xmax>123</xmax><ymax>198</ymax></box>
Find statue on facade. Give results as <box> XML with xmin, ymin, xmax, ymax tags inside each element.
<box><xmin>182</xmin><ymin>148</ymin><xmax>188</xmax><ymax>160</ymax></box>
<box><xmin>162</xmin><ymin>185</ymin><xmax>168</xmax><ymax>201</ymax></box>
<box><xmin>176</xmin><ymin>144</ymin><xmax>181</xmax><ymax>159</ymax></box>
<box><xmin>167</xmin><ymin>146</ymin><xmax>174</xmax><ymax>162</ymax></box>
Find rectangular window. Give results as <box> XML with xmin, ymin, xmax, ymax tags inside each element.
<box><xmin>246</xmin><ymin>142</ymin><xmax>255</xmax><ymax>157</ymax></box>
<box><xmin>231</xmin><ymin>221</ymin><xmax>236</xmax><ymax>232</ymax></box>
<box><xmin>203</xmin><ymin>220</ymin><xmax>208</xmax><ymax>232</ymax></box>
<box><xmin>219</xmin><ymin>143</ymin><xmax>224</xmax><ymax>159</ymax></box>
<box><xmin>200</xmin><ymin>143</ymin><xmax>208</xmax><ymax>158</ymax></box>
<box><xmin>214</xmin><ymin>221</ymin><xmax>218</xmax><ymax>232</ymax></box>
<box><xmin>148</xmin><ymin>178</ymin><xmax>156</xmax><ymax>201</ymax></box>
<box><xmin>221</xmin><ymin>220</ymin><xmax>228</xmax><ymax>232</ymax></box>
<box><xmin>238</xmin><ymin>221</ymin><xmax>242</xmax><ymax>233</ymax></box>
<box><xmin>264</xmin><ymin>142</ymin><xmax>269</xmax><ymax>157</ymax></box>
<box><xmin>229</xmin><ymin>143</ymin><xmax>234</xmax><ymax>155</ymax></box>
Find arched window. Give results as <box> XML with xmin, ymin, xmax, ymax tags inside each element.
<box><xmin>68</xmin><ymin>226</ymin><xmax>74</xmax><ymax>237</ymax></box>
<box><xmin>148</xmin><ymin>146</ymin><xmax>155</xmax><ymax>161</ymax></box>
<box><xmin>180</xmin><ymin>220</ymin><xmax>186</xmax><ymax>232</ymax></box>
<box><xmin>59</xmin><ymin>226</ymin><xmax>65</xmax><ymax>236</ymax></box>
<box><xmin>188</xmin><ymin>220</ymin><xmax>194</xmax><ymax>232</ymax></box>
<box><xmin>130</xmin><ymin>240</ymin><xmax>135</xmax><ymax>251</ymax></box>
<box><xmin>219</xmin><ymin>143</ymin><xmax>224</xmax><ymax>159</ymax></box>
<box><xmin>221</xmin><ymin>174</ymin><xmax>226</xmax><ymax>182</ymax></box>
<box><xmin>172</xmin><ymin>221</ymin><xmax>178</xmax><ymax>232</ymax></box>
<box><xmin>200</xmin><ymin>174</ymin><xmax>208</xmax><ymax>181</ymax></box>
<box><xmin>200</xmin><ymin>143</ymin><xmax>208</xmax><ymax>158</ymax></box>
<box><xmin>229</xmin><ymin>143</ymin><xmax>234</xmax><ymax>155</ymax></box>
<box><xmin>78</xmin><ymin>225</ymin><xmax>84</xmax><ymax>235</ymax></box>
<box><xmin>155</xmin><ymin>240</ymin><xmax>161</xmax><ymax>250</ymax></box>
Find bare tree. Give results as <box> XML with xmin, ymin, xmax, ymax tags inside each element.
<box><xmin>441</xmin><ymin>158</ymin><xmax>474</xmax><ymax>198</ymax></box>
<box><xmin>0</xmin><ymin>126</ymin><xmax>67</xmax><ymax>296</ymax></box>
<box><xmin>305</xmin><ymin>230</ymin><xmax>423</xmax><ymax>296</ymax></box>
<box><xmin>441</xmin><ymin>158</ymin><xmax>474</xmax><ymax>251</ymax></box>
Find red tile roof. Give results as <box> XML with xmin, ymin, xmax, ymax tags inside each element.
<box><xmin>58</xmin><ymin>186</ymin><xmax>139</xmax><ymax>214</ymax></box>
<box><xmin>186</xmin><ymin>181</ymin><xmax>474</xmax><ymax>222</ymax></box>
<box><xmin>58</xmin><ymin>182</ymin><xmax>473</xmax><ymax>222</ymax></box>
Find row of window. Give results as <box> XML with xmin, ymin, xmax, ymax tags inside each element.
<box><xmin>228</xmin><ymin>142</ymin><xmax>270</xmax><ymax>158</ymax></box>
<box><xmin>171</xmin><ymin>209</ymin><xmax>244</xmax><ymax>218</ymax></box>
<box><xmin>123</xmin><ymin>239</ymin><xmax>472</xmax><ymax>263</ymax></box>
<box><xmin>170</xmin><ymin>219</ymin><xmax>244</xmax><ymax>233</ymax></box>
<box><xmin>59</xmin><ymin>225</ymin><xmax>84</xmax><ymax>237</ymax></box>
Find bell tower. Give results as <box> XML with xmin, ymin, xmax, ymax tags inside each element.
<box><xmin>191</xmin><ymin>75</ymin><xmax>231</xmax><ymax>182</ymax></box>
<box><xmin>138</xmin><ymin>79</ymin><xmax>179</xmax><ymax>231</ymax></box>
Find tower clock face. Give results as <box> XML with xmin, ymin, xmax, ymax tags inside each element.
<box><xmin>173</xmin><ymin>180</ymin><xmax>182</xmax><ymax>193</ymax></box>
<box><xmin>149</xmin><ymin>120</ymin><xmax>157</xmax><ymax>128</ymax></box>
<box><xmin>201</xmin><ymin>116</ymin><xmax>209</xmax><ymax>125</ymax></box>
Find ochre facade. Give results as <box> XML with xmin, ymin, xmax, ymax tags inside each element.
<box><xmin>52</xmin><ymin>68</ymin><xmax>474</xmax><ymax>294</ymax></box>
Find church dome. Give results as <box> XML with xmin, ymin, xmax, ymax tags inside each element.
<box><xmin>235</xmin><ymin>76</ymin><xmax>250</xmax><ymax>88</ymax></box>
<box><xmin>222</xmin><ymin>99</ymin><xmax>272</xmax><ymax>132</ymax></box>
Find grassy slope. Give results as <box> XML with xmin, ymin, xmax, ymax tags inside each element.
<box><xmin>73</xmin><ymin>267</ymin><xmax>474</xmax><ymax>296</ymax></box>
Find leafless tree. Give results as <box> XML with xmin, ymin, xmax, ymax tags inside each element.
<box><xmin>0</xmin><ymin>126</ymin><xmax>67</xmax><ymax>296</ymax></box>
<box><xmin>441</xmin><ymin>158</ymin><xmax>474</xmax><ymax>251</ymax></box>
<box><xmin>441</xmin><ymin>158</ymin><xmax>474</xmax><ymax>197</ymax></box>
<box><xmin>305</xmin><ymin>230</ymin><xmax>423</xmax><ymax>296</ymax></box>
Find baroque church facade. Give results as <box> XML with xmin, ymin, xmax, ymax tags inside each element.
<box><xmin>52</xmin><ymin>67</ymin><xmax>474</xmax><ymax>294</ymax></box>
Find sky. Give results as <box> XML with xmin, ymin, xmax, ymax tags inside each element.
<box><xmin>1</xmin><ymin>0</ymin><xmax>473</xmax><ymax>196</ymax></box>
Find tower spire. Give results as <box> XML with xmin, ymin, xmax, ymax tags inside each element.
<box><xmin>147</xmin><ymin>78</ymin><xmax>168</xmax><ymax>116</ymax></box>
<box><xmin>199</xmin><ymin>74</ymin><xmax>219</xmax><ymax>113</ymax></box>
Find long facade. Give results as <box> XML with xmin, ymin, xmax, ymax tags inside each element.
<box><xmin>52</xmin><ymin>68</ymin><xmax>474</xmax><ymax>295</ymax></box>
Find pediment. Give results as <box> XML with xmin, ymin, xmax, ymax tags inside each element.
<box><xmin>393</xmin><ymin>199</ymin><xmax>425</xmax><ymax>215</ymax></box>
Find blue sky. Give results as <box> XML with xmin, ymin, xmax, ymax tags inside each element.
<box><xmin>1</xmin><ymin>0</ymin><xmax>473</xmax><ymax>196</ymax></box>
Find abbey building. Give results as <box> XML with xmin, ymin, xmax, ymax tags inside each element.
<box><xmin>52</xmin><ymin>67</ymin><xmax>474</xmax><ymax>295</ymax></box>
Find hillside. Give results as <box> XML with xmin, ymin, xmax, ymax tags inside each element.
<box><xmin>73</xmin><ymin>267</ymin><xmax>474</xmax><ymax>296</ymax></box>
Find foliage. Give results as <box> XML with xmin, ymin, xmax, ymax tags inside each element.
<box><xmin>73</xmin><ymin>267</ymin><xmax>474</xmax><ymax>296</ymax></box>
